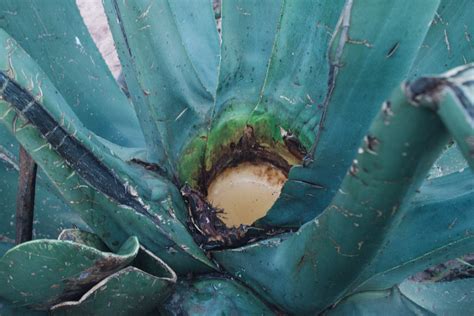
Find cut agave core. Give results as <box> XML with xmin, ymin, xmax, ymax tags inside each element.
<box><xmin>180</xmin><ymin>122</ymin><xmax>307</xmax><ymax>248</ymax></box>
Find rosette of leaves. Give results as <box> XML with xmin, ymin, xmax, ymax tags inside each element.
<box><xmin>0</xmin><ymin>0</ymin><xmax>473</xmax><ymax>315</ymax></box>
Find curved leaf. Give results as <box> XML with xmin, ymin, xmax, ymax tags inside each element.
<box><xmin>409</xmin><ymin>0</ymin><xmax>474</xmax><ymax>78</ymax></box>
<box><xmin>400</xmin><ymin>279</ymin><xmax>474</xmax><ymax>315</ymax></box>
<box><xmin>429</xmin><ymin>144</ymin><xmax>468</xmax><ymax>179</ymax></box>
<box><xmin>0</xmin><ymin>298</ymin><xmax>46</xmax><ymax>316</ymax></box>
<box><xmin>51</xmin><ymin>247</ymin><xmax>176</xmax><ymax>316</ymax></box>
<box><xmin>58</xmin><ymin>229</ymin><xmax>110</xmax><ymax>252</ymax></box>
<box><xmin>0</xmin><ymin>29</ymin><xmax>214</xmax><ymax>274</ymax></box>
<box><xmin>167</xmin><ymin>0</ymin><xmax>220</xmax><ymax>96</ymax></box>
<box><xmin>328</xmin><ymin>287</ymin><xmax>433</xmax><ymax>316</ymax></box>
<box><xmin>0</xmin><ymin>0</ymin><xmax>144</xmax><ymax>147</ymax></box>
<box><xmin>0</xmin><ymin>125</ymin><xmax>18</xmax><ymax>155</ymax></box>
<box><xmin>214</xmin><ymin>0</ymin><xmax>282</xmax><ymax>115</ymax></box>
<box><xmin>214</xmin><ymin>76</ymin><xmax>450</xmax><ymax>313</ymax></box>
<box><xmin>0</xmin><ymin>236</ymin><xmax>139</xmax><ymax>310</ymax></box>
<box><xmin>250</xmin><ymin>0</ymin><xmax>344</xmax><ymax>146</ymax></box>
<box><xmin>351</xmin><ymin>169</ymin><xmax>474</xmax><ymax>292</ymax></box>
<box><xmin>0</xmin><ymin>240</ymin><xmax>14</xmax><ymax>257</ymax></box>
<box><xmin>0</xmin><ymin>146</ymin><xmax>88</xmax><ymax>241</ymax></box>
<box><xmin>51</xmin><ymin>267</ymin><xmax>174</xmax><ymax>316</ymax></box>
<box><xmin>160</xmin><ymin>277</ymin><xmax>275</xmax><ymax>315</ymax></box>
<box><xmin>103</xmin><ymin>0</ymin><xmax>219</xmax><ymax>175</ymax></box>
<box><xmin>260</xmin><ymin>0</ymin><xmax>440</xmax><ymax>227</ymax></box>
<box><xmin>190</xmin><ymin>0</ymin><xmax>285</xmax><ymax>181</ymax></box>
<box><xmin>435</xmin><ymin>65</ymin><xmax>474</xmax><ymax>168</ymax></box>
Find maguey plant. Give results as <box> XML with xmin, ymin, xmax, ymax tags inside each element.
<box><xmin>0</xmin><ymin>0</ymin><xmax>473</xmax><ymax>314</ymax></box>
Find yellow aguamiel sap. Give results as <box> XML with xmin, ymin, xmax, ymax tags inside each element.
<box><xmin>207</xmin><ymin>162</ymin><xmax>286</xmax><ymax>227</ymax></box>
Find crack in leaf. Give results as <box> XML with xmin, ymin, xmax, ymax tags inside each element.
<box><xmin>305</xmin><ymin>0</ymin><xmax>354</xmax><ymax>164</ymax></box>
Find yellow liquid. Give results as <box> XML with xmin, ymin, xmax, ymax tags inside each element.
<box><xmin>207</xmin><ymin>162</ymin><xmax>286</xmax><ymax>227</ymax></box>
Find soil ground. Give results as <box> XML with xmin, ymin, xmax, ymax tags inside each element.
<box><xmin>77</xmin><ymin>0</ymin><xmax>121</xmax><ymax>79</ymax></box>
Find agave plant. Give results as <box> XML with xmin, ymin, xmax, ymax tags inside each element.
<box><xmin>0</xmin><ymin>0</ymin><xmax>473</xmax><ymax>314</ymax></box>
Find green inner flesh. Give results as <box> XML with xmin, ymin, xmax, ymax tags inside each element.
<box><xmin>177</xmin><ymin>110</ymin><xmax>306</xmax><ymax>228</ymax></box>
<box><xmin>177</xmin><ymin>110</ymin><xmax>306</xmax><ymax>188</ymax></box>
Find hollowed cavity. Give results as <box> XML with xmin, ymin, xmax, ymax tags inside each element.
<box><xmin>178</xmin><ymin>114</ymin><xmax>310</xmax><ymax>248</ymax></box>
<box><xmin>207</xmin><ymin>161</ymin><xmax>287</xmax><ymax>227</ymax></box>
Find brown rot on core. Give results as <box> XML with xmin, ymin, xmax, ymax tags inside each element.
<box><xmin>280</xmin><ymin>127</ymin><xmax>308</xmax><ymax>160</ymax></box>
<box><xmin>181</xmin><ymin>184</ymin><xmax>288</xmax><ymax>250</ymax></box>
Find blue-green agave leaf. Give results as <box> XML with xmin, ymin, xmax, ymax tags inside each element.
<box><xmin>0</xmin><ymin>0</ymin><xmax>144</xmax><ymax>147</ymax></box>
<box><xmin>0</xmin><ymin>146</ymin><xmax>20</xmax><ymax>241</ymax></box>
<box><xmin>167</xmin><ymin>0</ymin><xmax>220</xmax><ymax>96</ymax></box>
<box><xmin>260</xmin><ymin>0</ymin><xmax>440</xmax><ymax>227</ymax></box>
<box><xmin>409</xmin><ymin>0</ymin><xmax>474</xmax><ymax>78</ymax></box>
<box><xmin>429</xmin><ymin>144</ymin><xmax>468</xmax><ymax>178</ymax></box>
<box><xmin>51</xmin><ymin>266</ymin><xmax>175</xmax><ymax>316</ymax></box>
<box><xmin>0</xmin><ymin>298</ymin><xmax>46</xmax><ymax>316</ymax></box>
<box><xmin>353</xmin><ymin>62</ymin><xmax>474</xmax><ymax>292</ymax></box>
<box><xmin>350</xmin><ymin>169</ymin><xmax>474</xmax><ymax>292</ymax></box>
<box><xmin>103</xmin><ymin>0</ymin><xmax>219</xmax><ymax>176</ymax></box>
<box><xmin>0</xmin><ymin>145</ymin><xmax>87</xmax><ymax>241</ymax></box>
<box><xmin>0</xmin><ymin>240</ymin><xmax>14</xmax><ymax>257</ymax></box>
<box><xmin>400</xmin><ymin>279</ymin><xmax>474</xmax><ymax>315</ymax></box>
<box><xmin>214</xmin><ymin>75</ymin><xmax>452</xmax><ymax>313</ymax></box>
<box><xmin>250</xmin><ymin>0</ymin><xmax>344</xmax><ymax>146</ymax></box>
<box><xmin>58</xmin><ymin>229</ymin><xmax>110</xmax><ymax>252</ymax></box>
<box><xmin>0</xmin><ymin>124</ymin><xmax>18</xmax><ymax>155</ymax></box>
<box><xmin>0</xmin><ymin>29</ymin><xmax>214</xmax><ymax>274</ymax></box>
<box><xmin>102</xmin><ymin>0</ymin><xmax>169</xmax><ymax>170</ymax></box>
<box><xmin>214</xmin><ymin>0</ymin><xmax>282</xmax><ymax>118</ymax></box>
<box><xmin>434</xmin><ymin>65</ymin><xmax>474</xmax><ymax>168</ymax></box>
<box><xmin>328</xmin><ymin>287</ymin><xmax>433</xmax><ymax>316</ymax></box>
<box><xmin>0</xmin><ymin>235</ymin><xmax>139</xmax><ymax>310</ymax></box>
<box><xmin>197</xmin><ymin>0</ymin><xmax>288</xmax><ymax>183</ymax></box>
<box><xmin>50</xmin><ymin>246</ymin><xmax>177</xmax><ymax>316</ymax></box>
<box><xmin>160</xmin><ymin>277</ymin><xmax>274</xmax><ymax>315</ymax></box>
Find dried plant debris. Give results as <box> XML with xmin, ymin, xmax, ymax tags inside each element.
<box><xmin>181</xmin><ymin>185</ymin><xmax>289</xmax><ymax>250</ymax></box>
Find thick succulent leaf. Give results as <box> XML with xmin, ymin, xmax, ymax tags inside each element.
<box><xmin>347</xmin><ymin>66</ymin><xmax>474</xmax><ymax>291</ymax></box>
<box><xmin>250</xmin><ymin>0</ymin><xmax>344</xmax><ymax>146</ymax></box>
<box><xmin>260</xmin><ymin>0</ymin><xmax>440</xmax><ymax>227</ymax></box>
<box><xmin>94</xmin><ymin>137</ymin><xmax>191</xmax><ymax>227</ymax></box>
<box><xmin>167</xmin><ymin>0</ymin><xmax>220</xmax><ymax>96</ymax></box>
<box><xmin>214</xmin><ymin>78</ymin><xmax>450</xmax><ymax>313</ymax></box>
<box><xmin>0</xmin><ymin>146</ymin><xmax>87</xmax><ymax>241</ymax></box>
<box><xmin>193</xmin><ymin>0</ymin><xmax>287</xmax><ymax>180</ymax></box>
<box><xmin>131</xmin><ymin>245</ymin><xmax>177</xmax><ymax>281</ymax></box>
<box><xmin>51</xmin><ymin>267</ymin><xmax>174</xmax><ymax>316</ymax></box>
<box><xmin>0</xmin><ymin>298</ymin><xmax>46</xmax><ymax>316</ymax></box>
<box><xmin>103</xmin><ymin>0</ymin><xmax>219</xmax><ymax>175</ymax></box>
<box><xmin>0</xmin><ymin>29</ymin><xmax>214</xmax><ymax>274</ymax></box>
<box><xmin>429</xmin><ymin>144</ymin><xmax>468</xmax><ymax>178</ymax></box>
<box><xmin>51</xmin><ymin>247</ymin><xmax>176</xmax><ymax>316</ymax></box>
<box><xmin>0</xmin><ymin>124</ymin><xmax>18</xmax><ymax>154</ymax></box>
<box><xmin>0</xmin><ymin>240</ymin><xmax>14</xmax><ymax>257</ymax></box>
<box><xmin>0</xmin><ymin>146</ymin><xmax>20</xmax><ymax>240</ymax></box>
<box><xmin>30</xmin><ymin>172</ymin><xmax>89</xmax><ymax>240</ymax></box>
<box><xmin>58</xmin><ymin>229</ymin><xmax>110</xmax><ymax>252</ymax></box>
<box><xmin>350</xmin><ymin>169</ymin><xmax>474</xmax><ymax>292</ymax></box>
<box><xmin>0</xmin><ymin>235</ymin><xmax>139</xmax><ymax>310</ymax></box>
<box><xmin>400</xmin><ymin>279</ymin><xmax>474</xmax><ymax>315</ymax></box>
<box><xmin>101</xmin><ymin>0</ymin><xmax>168</xmax><ymax>170</ymax></box>
<box><xmin>409</xmin><ymin>0</ymin><xmax>474</xmax><ymax>78</ymax></box>
<box><xmin>213</xmin><ymin>0</ymin><xmax>282</xmax><ymax>116</ymax></box>
<box><xmin>435</xmin><ymin>65</ymin><xmax>474</xmax><ymax>168</ymax></box>
<box><xmin>160</xmin><ymin>277</ymin><xmax>274</xmax><ymax>315</ymax></box>
<box><xmin>328</xmin><ymin>287</ymin><xmax>433</xmax><ymax>316</ymax></box>
<box><xmin>0</xmin><ymin>0</ymin><xmax>144</xmax><ymax>147</ymax></box>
